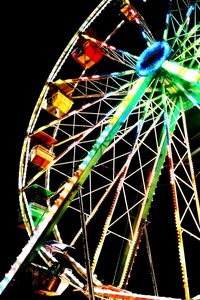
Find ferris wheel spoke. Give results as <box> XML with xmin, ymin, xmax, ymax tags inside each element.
<box><xmin>64</xmin><ymin>70</ymin><xmax>137</xmax><ymax>99</ymax></box>
<box><xmin>81</xmin><ymin>34</ymin><xmax>138</xmax><ymax>69</ymax></box>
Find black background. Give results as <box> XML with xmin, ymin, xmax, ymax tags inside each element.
<box><xmin>1</xmin><ymin>1</ymin><xmax>199</xmax><ymax>299</ymax></box>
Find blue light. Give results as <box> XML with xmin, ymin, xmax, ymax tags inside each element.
<box><xmin>136</xmin><ymin>41</ymin><xmax>171</xmax><ymax>76</ymax></box>
<box><xmin>186</xmin><ymin>5</ymin><xmax>194</xmax><ymax>17</ymax></box>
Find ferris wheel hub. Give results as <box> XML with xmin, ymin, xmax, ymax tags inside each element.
<box><xmin>136</xmin><ymin>41</ymin><xmax>171</xmax><ymax>76</ymax></box>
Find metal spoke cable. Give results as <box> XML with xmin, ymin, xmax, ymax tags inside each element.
<box><xmin>144</xmin><ymin>224</ymin><xmax>159</xmax><ymax>296</ymax></box>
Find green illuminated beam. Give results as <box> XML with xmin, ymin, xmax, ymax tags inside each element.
<box><xmin>162</xmin><ymin>60</ymin><xmax>200</xmax><ymax>109</ymax></box>
<box><xmin>162</xmin><ymin>60</ymin><xmax>200</xmax><ymax>86</ymax></box>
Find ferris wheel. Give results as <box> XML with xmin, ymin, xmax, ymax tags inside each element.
<box><xmin>0</xmin><ymin>0</ymin><xmax>199</xmax><ymax>299</ymax></box>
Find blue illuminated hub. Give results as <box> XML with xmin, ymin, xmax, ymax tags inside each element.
<box><xmin>136</xmin><ymin>41</ymin><xmax>171</xmax><ymax>76</ymax></box>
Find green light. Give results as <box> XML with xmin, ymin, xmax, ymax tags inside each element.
<box><xmin>162</xmin><ymin>60</ymin><xmax>200</xmax><ymax>84</ymax></box>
